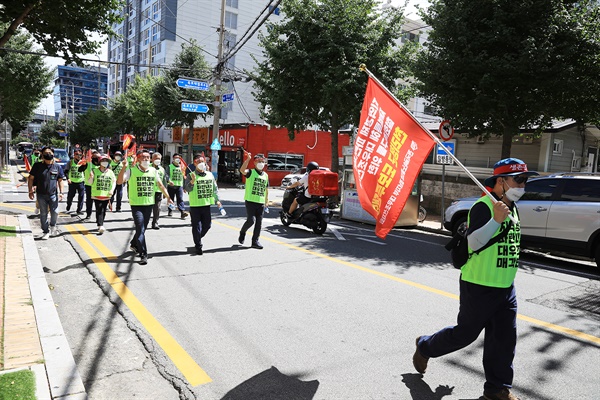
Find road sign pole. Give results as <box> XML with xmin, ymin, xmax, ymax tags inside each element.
<box><xmin>441</xmin><ymin>164</ymin><xmax>445</xmax><ymax>230</ymax></box>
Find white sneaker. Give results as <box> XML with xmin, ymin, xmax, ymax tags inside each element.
<box><xmin>98</xmin><ymin>226</ymin><xmax>105</xmax><ymax>235</ymax></box>
<box><xmin>40</xmin><ymin>232</ymin><xmax>50</xmax><ymax>240</ymax></box>
<box><xmin>50</xmin><ymin>227</ymin><xmax>59</xmax><ymax>237</ymax></box>
<box><xmin>34</xmin><ymin>208</ymin><xmax>40</xmax><ymax>215</ymax></box>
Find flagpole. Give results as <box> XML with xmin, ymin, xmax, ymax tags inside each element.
<box><xmin>358</xmin><ymin>64</ymin><xmax>515</xmax><ymax>223</ymax></box>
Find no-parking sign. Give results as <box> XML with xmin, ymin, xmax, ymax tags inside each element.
<box><xmin>439</xmin><ymin>120</ymin><xmax>454</xmax><ymax>141</ymax></box>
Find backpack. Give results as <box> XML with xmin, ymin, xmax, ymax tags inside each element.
<box><xmin>445</xmin><ymin>222</ymin><xmax>512</xmax><ymax>269</ymax></box>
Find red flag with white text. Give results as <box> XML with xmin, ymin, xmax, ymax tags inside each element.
<box><xmin>354</xmin><ymin>77</ymin><xmax>435</xmax><ymax>238</ymax></box>
<box><xmin>24</xmin><ymin>154</ymin><xmax>31</xmax><ymax>172</ymax></box>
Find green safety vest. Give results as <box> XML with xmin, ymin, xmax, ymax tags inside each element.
<box><xmin>128</xmin><ymin>166</ymin><xmax>158</xmax><ymax>206</ymax></box>
<box><xmin>169</xmin><ymin>164</ymin><xmax>184</xmax><ymax>187</ymax></box>
<box><xmin>31</xmin><ymin>154</ymin><xmax>40</xmax><ymax>165</ymax></box>
<box><xmin>461</xmin><ymin>196</ymin><xmax>521</xmax><ymax>288</ymax></box>
<box><xmin>244</xmin><ymin>169</ymin><xmax>268</xmax><ymax>204</ymax></box>
<box><xmin>189</xmin><ymin>173</ymin><xmax>215</xmax><ymax>207</ymax></box>
<box><xmin>84</xmin><ymin>163</ymin><xmax>97</xmax><ymax>186</ymax></box>
<box><xmin>111</xmin><ymin>160</ymin><xmax>124</xmax><ymax>177</ymax></box>
<box><xmin>155</xmin><ymin>166</ymin><xmax>165</xmax><ymax>193</ymax></box>
<box><xmin>91</xmin><ymin>168</ymin><xmax>116</xmax><ymax>198</ymax></box>
<box><xmin>68</xmin><ymin>160</ymin><xmax>84</xmax><ymax>183</ymax></box>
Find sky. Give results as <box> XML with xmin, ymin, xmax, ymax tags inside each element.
<box><xmin>34</xmin><ymin>0</ymin><xmax>430</xmax><ymax>116</ymax></box>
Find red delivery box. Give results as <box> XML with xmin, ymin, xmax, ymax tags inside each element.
<box><xmin>308</xmin><ymin>169</ymin><xmax>339</xmax><ymax>196</ymax></box>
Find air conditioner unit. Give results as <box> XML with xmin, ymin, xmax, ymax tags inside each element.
<box><xmin>523</xmin><ymin>135</ymin><xmax>534</xmax><ymax>144</ymax></box>
<box><xmin>476</xmin><ymin>135</ymin><xmax>485</xmax><ymax>144</ymax></box>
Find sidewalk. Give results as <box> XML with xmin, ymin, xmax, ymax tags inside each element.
<box><xmin>1</xmin><ymin>167</ymin><xmax>87</xmax><ymax>399</ymax></box>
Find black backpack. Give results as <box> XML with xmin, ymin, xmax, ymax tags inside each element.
<box><xmin>445</xmin><ymin>222</ymin><xmax>512</xmax><ymax>269</ymax></box>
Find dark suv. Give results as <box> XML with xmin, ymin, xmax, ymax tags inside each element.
<box><xmin>444</xmin><ymin>173</ymin><xmax>600</xmax><ymax>267</ymax></box>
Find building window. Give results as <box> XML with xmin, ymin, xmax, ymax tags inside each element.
<box><xmin>225</xmin><ymin>11</ymin><xmax>237</xmax><ymax>29</ymax></box>
<box><xmin>128</xmin><ymin>40</ymin><xmax>133</xmax><ymax>54</ymax></box>
<box><xmin>128</xmin><ymin>20</ymin><xmax>134</xmax><ymax>36</ymax></box>
<box><xmin>142</xmin><ymin>28</ymin><xmax>150</xmax><ymax>45</ymax></box>
<box><xmin>226</xmin><ymin>0</ymin><xmax>238</xmax><ymax>8</ymax></box>
<box><xmin>142</xmin><ymin>7</ymin><xmax>150</xmax><ymax>25</ymax></box>
<box><xmin>401</xmin><ymin>31</ymin><xmax>419</xmax><ymax>43</ymax></box>
<box><xmin>151</xmin><ymin>43</ymin><xmax>161</xmax><ymax>63</ymax></box>
<box><xmin>553</xmin><ymin>139</ymin><xmax>564</xmax><ymax>155</ymax></box>
<box><xmin>268</xmin><ymin>5</ymin><xmax>280</xmax><ymax>15</ymax></box>
<box><xmin>151</xmin><ymin>24</ymin><xmax>159</xmax><ymax>42</ymax></box>
<box><xmin>152</xmin><ymin>1</ymin><xmax>160</xmax><ymax>19</ymax></box>
<box><xmin>140</xmin><ymin>49</ymin><xmax>148</xmax><ymax>65</ymax></box>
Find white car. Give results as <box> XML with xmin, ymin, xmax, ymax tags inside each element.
<box><xmin>444</xmin><ymin>173</ymin><xmax>600</xmax><ymax>267</ymax></box>
<box><xmin>281</xmin><ymin>167</ymin><xmax>306</xmax><ymax>187</ymax></box>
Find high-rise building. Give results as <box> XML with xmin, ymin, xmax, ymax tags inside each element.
<box><xmin>107</xmin><ymin>0</ymin><xmax>281</xmax><ymax>125</ymax></box>
<box><xmin>53</xmin><ymin>65</ymin><xmax>108</xmax><ymax>120</ymax></box>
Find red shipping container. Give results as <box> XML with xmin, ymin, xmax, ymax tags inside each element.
<box><xmin>308</xmin><ymin>170</ymin><xmax>339</xmax><ymax>196</ymax></box>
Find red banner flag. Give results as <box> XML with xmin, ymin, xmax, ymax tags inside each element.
<box><xmin>179</xmin><ymin>158</ymin><xmax>188</xmax><ymax>177</ymax></box>
<box><xmin>354</xmin><ymin>77</ymin><xmax>435</xmax><ymax>238</ymax></box>
<box><xmin>126</xmin><ymin>143</ymin><xmax>137</xmax><ymax>157</ymax></box>
<box><xmin>23</xmin><ymin>154</ymin><xmax>31</xmax><ymax>172</ymax></box>
<box><xmin>122</xmin><ymin>134</ymin><xmax>134</xmax><ymax>150</ymax></box>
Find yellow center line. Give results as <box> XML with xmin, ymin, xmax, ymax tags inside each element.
<box><xmin>64</xmin><ymin>224</ymin><xmax>212</xmax><ymax>386</ymax></box>
<box><xmin>0</xmin><ymin>203</ymin><xmax>34</xmax><ymax>212</ymax></box>
<box><xmin>215</xmin><ymin>220</ymin><xmax>600</xmax><ymax>345</ymax></box>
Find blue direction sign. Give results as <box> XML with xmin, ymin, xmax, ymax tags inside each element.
<box><xmin>181</xmin><ymin>102</ymin><xmax>209</xmax><ymax>113</ymax></box>
<box><xmin>176</xmin><ymin>78</ymin><xmax>210</xmax><ymax>91</ymax></box>
<box><xmin>436</xmin><ymin>140</ymin><xmax>455</xmax><ymax>165</ymax></box>
<box><xmin>221</xmin><ymin>93</ymin><xmax>235</xmax><ymax>103</ymax></box>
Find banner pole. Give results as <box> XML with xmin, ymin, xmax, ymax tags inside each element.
<box><xmin>358</xmin><ymin>64</ymin><xmax>514</xmax><ymax>222</ymax></box>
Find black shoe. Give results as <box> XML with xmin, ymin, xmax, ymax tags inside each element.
<box><xmin>116</xmin><ymin>209</ymin><xmax>121</xmax><ymax>213</ymax></box>
<box><xmin>238</xmin><ymin>232</ymin><xmax>245</xmax><ymax>244</ymax></box>
<box><xmin>196</xmin><ymin>246</ymin><xmax>203</xmax><ymax>255</ymax></box>
<box><xmin>413</xmin><ymin>336</ymin><xmax>429</xmax><ymax>374</ymax></box>
<box><xmin>152</xmin><ymin>223</ymin><xmax>160</xmax><ymax>230</ymax></box>
<box><xmin>181</xmin><ymin>211</ymin><xmax>189</xmax><ymax>219</ymax></box>
<box><xmin>251</xmin><ymin>241</ymin><xmax>263</xmax><ymax>249</ymax></box>
<box><xmin>139</xmin><ymin>255</ymin><xmax>148</xmax><ymax>265</ymax></box>
<box><xmin>167</xmin><ymin>210</ymin><xmax>172</xmax><ymax>217</ymax></box>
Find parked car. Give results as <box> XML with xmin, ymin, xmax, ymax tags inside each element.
<box><xmin>52</xmin><ymin>148</ymin><xmax>69</xmax><ymax>169</ymax></box>
<box><xmin>444</xmin><ymin>173</ymin><xmax>600</xmax><ymax>267</ymax></box>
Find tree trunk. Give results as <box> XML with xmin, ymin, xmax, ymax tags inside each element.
<box><xmin>330</xmin><ymin>112</ymin><xmax>340</xmax><ymax>174</ymax></box>
<box><xmin>501</xmin><ymin>125</ymin><xmax>515</xmax><ymax>159</ymax></box>
<box><xmin>0</xmin><ymin>2</ymin><xmax>40</xmax><ymax>48</ymax></box>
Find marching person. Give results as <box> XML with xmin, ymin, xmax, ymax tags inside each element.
<box><xmin>238</xmin><ymin>152</ymin><xmax>269</xmax><ymax>249</ymax></box>
<box><xmin>89</xmin><ymin>154</ymin><xmax>116</xmax><ymax>235</ymax></box>
<box><xmin>81</xmin><ymin>150</ymin><xmax>100</xmax><ymax>222</ymax></box>
<box><xmin>151</xmin><ymin>152</ymin><xmax>167</xmax><ymax>230</ymax></box>
<box><xmin>413</xmin><ymin>158</ymin><xmax>538</xmax><ymax>400</ymax></box>
<box><xmin>116</xmin><ymin>149</ymin><xmax>173</xmax><ymax>265</ymax></box>
<box><xmin>64</xmin><ymin>149</ymin><xmax>86</xmax><ymax>215</ymax></box>
<box><xmin>184</xmin><ymin>154</ymin><xmax>222</xmax><ymax>254</ymax></box>
<box><xmin>166</xmin><ymin>153</ymin><xmax>188</xmax><ymax>219</ymax></box>
<box><xmin>27</xmin><ymin>147</ymin><xmax>66</xmax><ymax>239</ymax></box>
<box><xmin>110</xmin><ymin>151</ymin><xmax>125</xmax><ymax>212</ymax></box>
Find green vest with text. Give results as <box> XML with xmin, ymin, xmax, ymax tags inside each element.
<box><xmin>154</xmin><ymin>166</ymin><xmax>165</xmax><ymax>193</ymax></box>
<box><xmin>128</xmin><ymin>166</ymin><xmax>157</xmax><ymax>206</ymax></box>
<box><xmin>169</xmin><ymin>164</ymin><xmax>184</xmax><ymax>187</ymax></box>
<box><xmin>69</xmin><ymin>160</ymin><xmax>84</xmax><ymax>183</ymax></box>
<box><xmin>244</xmin><ymin>169</ymin><xmax>268</xmax><ymax>204</ymax></box>
<box><xmin>111</xmin><ymin>160</ymin><xmax>124</xmax><ymax>177</ymax></box>
<box><xmin>461</xmin><ymin>196</ymin><xmax>520</xmax><ymax>288</ymax></box>
<box><xmin>189</xmin><ymin>173</ymin><xmax>215</xmax><ymax>207</ymax></box>
<box><xmin>91</xmin><ymin>169</ymin><xmax>116</xmax><ymax>198</ymax></box>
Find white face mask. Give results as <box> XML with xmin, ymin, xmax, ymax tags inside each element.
<box><xmin>173</xmin><ymin>159</ymin><xmax>180</xmax><ymax>165</ymax></box>
<box><xmin>153</xmin><ymin>159</ymin><xmax>161</xmax><ymax>166</ymax></box>
<box><xmin>115</xmin><ymin>156</ymin><xmax>122</xmax><ymax>161</ymax></box>
<box><xmin>140</xmin><ymin>160</ymin><xmax>150</xmax><ymax>169</ymax></box>
<box><xmin>196</xmin><ymin>162</ymin><xmax>206</xmax><ymax>171</ymax></box>
<box><xmin>100</xmin><ymin>161</ymin><xmax>109</xmax><ymax>168</ymax></box>
<box><xmin>255</xmin><ymin>162</ymin><xmax>265</xmax><ymax>170</ymax></box>
<box><xmin>504</xmin><ymin>180</ymin><xmax>525</xmax><ymax>202</ymax></box>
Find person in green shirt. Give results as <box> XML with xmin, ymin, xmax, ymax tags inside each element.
<box><xmin>238</xmin><ymin>152</ymin><xmax>269</xmax><ymax>249</ymax></box>
<box><xmin>151</xmin><ymin>152</ymin><xmax>168</xmax><ymax>230</ymax></box>
<box><xmin>64</xmin><ymin>149</ymin><xmax>86</xmax><ymax>215</ymax></box>
<box><xmin>184</xmin><ymin>154</ymin><xmax>222</xmax><ymax>255</ymax></box>
<box><xmin>110</xmin><ymin>151</ymin><xmax>125</xmax><ymax>212</ymax></box>
<box><xmin>30</xmin><ymin>148</ymin><xmax>41</xmax><ymax>165</ymax></box>
<box><xmin>116</xmin><ymin>149</ymin><xmax>173</xmax><ymax>265</ymax></box>
<box><xmin>166</xmin><ymin>153</ymin><xmax>189</xmax><ymax>219</ymax></box>
<box><xmin>413</xmin><ymin>158</ymin><xmax>538</xmax><ymax>400</ymax></box>
<box><xmin>88</xmin><ymin>154</ymin><xmax>116</xmax><ymax>235</ymax></box>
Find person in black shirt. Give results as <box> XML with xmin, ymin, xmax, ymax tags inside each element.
<box><xmin>28</xmin><ymin>147</ymin><xmax>66</xmax><ymax>239</ymax></box>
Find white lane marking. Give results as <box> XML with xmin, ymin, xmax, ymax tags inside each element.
<box><xmin>329</xmin><ymin>226</ymin><xmax>346</xmax><ymax>241</ymax></box>
<box><xmin>357</xmin><ymin>237</ymin><xmax>386</xmax><ymax>245</ymax></box>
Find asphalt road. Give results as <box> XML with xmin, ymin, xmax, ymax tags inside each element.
<box><xmin>3</xmin><ymin>163</ymin><xmax>599</xmax><ymax>400</ymax></box>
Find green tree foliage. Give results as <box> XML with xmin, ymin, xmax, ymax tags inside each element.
<box><xmin>111</xmin><ymin>75</ymin><xmax>161</xmax><ymax>139</ymax></box>
<box><xmin>71</xmin><ymin>108</ymin><xmax>116</xmax><ymax>149</ymax></box>
<box><xmin>38</xmin><ymin>119</ymin><xmax>65</xmax><ymax>147</ymax></box>
<box><xmin>415</xmin><ymin>0</ymin><xmax>600</xmax><ymax>158</ymax></box>
<box><xmin>0</xmin><ymin>24</ymin><xmax>53</xmax><ymax>130</ymax></box>
<box><xmin>0</xmin><ymin>1</ymin><xmax>123</xmax><ymax>62</ymax></box>
<box><xmin>251</xmin><ymin>0</ymin><xmax>417</xmax><ymax>172</ymax></box>
<box><xmin>153</xmin><ymin>41</ymin><xmax>213</xmax><ymax>162</ymax></box>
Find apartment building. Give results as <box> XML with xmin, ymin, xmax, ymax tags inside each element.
<box><xmin>53</xmin><ymin>65</ymin><xmax>108</xmax><ymax>119</ymax></box>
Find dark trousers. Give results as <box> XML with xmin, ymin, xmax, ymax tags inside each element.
<box><xmin>110</xmin><ymin>183</ymin><xmax>123</xmax><ymax>211</ymax></box>
<box><xmin>419</xmin><ymin>279</ymin><xmax>517</xmax><ymax>392</ymax></box>
<box><xmin>241</xmin><ymin>200</ymin><xmax>264</xmax><ymax>243</ymax></box>
<box><xmin>94</xmin><ymin>199</ymin><xmax>109</xmax><ymax>226</ymax></box>
<box><xmin>190</xmin><ymin>206</ymin><xmax>212</xmax><ymax>249</ymax></box>
<box><xmin>66</xmin><ymin>181</ymin><xmax>85</xmax><ymax>213</ymax></box>
<box><xmin>85</xmin><ymin>185</ymin><xmax>93</xmax><ymax>217</ymax></box>
<box><xmin>167</xmin><ymin>185</ymin><xmax>185</xmax><ymax>212</ymax></box>
<box><xmin>152</xmin><ymin>192</ymin><xmax>162</xmax><ymax>225</ymax></box>
<box><xmin>130</xmin><ymin>205</ymin><xmax>153</xmax><ymax>257</ymax></box>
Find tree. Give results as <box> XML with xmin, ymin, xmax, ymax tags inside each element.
<box><xmin>0</xmin><ymin>1</ymin><xmax>123</xmax><ymax>62</ymax></box>
<box><xmin>251</xmin><ymin>0</ymin><xmax>417</xmax><ymax>173</ymax></box>
<box><xmin>71</xmin><ymin>108</ymin><xmax>116</xmax><ymax>149</ymax></box>
<box><xmin>153</xmin><ymin>40</ymin><xmax>213</xmax><ymax>163</ymax></box>
<box><xmin>111</xmin><ymin>74</ymin><xmax>161</xmax><ymax>140</ymax></box>
<box><xmin>0</xmin><ymin>24</ymin><xmax>53</xmax><ymax>129</ymax></box>
<box><xmin>415</xmin><ymin>0</ymin><xmax>600</xmax><ymax>158</ymax></box>
<box><xmin>38</xmin><ymin>119</ymin><xmax>65</xmax><ymax>148</ymax></box>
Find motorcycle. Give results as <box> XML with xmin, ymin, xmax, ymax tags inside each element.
<box><xmin>279</xmin><ymin>187</ymin><xmax>334</xmax><ymax>234</ymax></box>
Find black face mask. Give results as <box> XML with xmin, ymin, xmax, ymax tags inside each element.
<box><xmin>34</xmin><ymin>153</ymin><xmax>40</xmax><ymax>157</ymax></box>
<box><xmin>43</xmin><ymin>153</ymin><xmax>54</xmax><ymax>160</ymax></box>
<box><xmin>92</xmin><ymin>158</ymin><xmax>100</xmax><ymax>165</ymax></box>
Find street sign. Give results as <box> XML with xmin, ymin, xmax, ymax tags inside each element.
<box><xmin>436</xmin><ymin>140</ymin><xmax>455</xmax><ymax>165</ymax></box>
<box><xmin>221</xmin><ymin>93</ymin><xmax>235</xmax><ymax>103</ymax></box>
<box><xmin>176</xmin><ymin>78</ymin><xmax>210</xmax><ymax>91</ymax></box>
<box><xmin>210</xmin><ymin>138</ymin><xmax>221</xmax><ymax>151</ymax></box>
<box><xmin>181</xmin><ymin>102</ymin><xmax>209</xmax><ymax>113</ymax></box>
<box><xmin>439</xmin><ymin>120</ymin><xmax>454</xmax><ymax>141</ymax></box>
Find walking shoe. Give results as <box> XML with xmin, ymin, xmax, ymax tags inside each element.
<box><xmin>34</xmin><ymin>207</ymin><xmax>40</xmax><ymax>215</ymax></box>
<box><xmin>40</xmin><ymin>232</ymin><xmax>50</xmax><ymax>240</ymax></box>
<box><xmin>251</xmin><ymin>241</ymin><xmax>264</xmax><ymax>249</ymax></box>
<box><xmin>181</xmin><ymin>211</ymin><xmax>189</xmax><ymax>219</ymax></box>
<box><xmin>50</xmin><ymin>226</ymin><xmax>59</xmax><ymax>237</ymax></box>
<box><xmin>139</xmin><ymin>255</ymin><xmax>148</xmax><ymax>265</ymax></box>
<box><xmin>98</xmin><ymin>226</ymin><xmax>105</xmax><ymax>235</ymax></box>
<box><xmin>129</xmin><ymin>244</ymin><xmax>138</xmax><ymax>253</ymax></box>
<box><xmin>483</xmin><ymin>388</ymin><xmax>520</xmax><ymax>400</ymax></box>
<box><xmin>77</xmin><ymin>211</ymin><xmax>84</xmax><ymax>215</ymax></box>
<box><xmin>196</xmin><ymin>246</ymin><xmax>203</xmax><ymax>255</ymax></box>
<box><xmin>238</xmin><ymin>232</ymin><xmax>245</xmax><ymax>244</ymax></box>
<box><xmin>152</xmin><ymin>223</ymin><xmax>160</xmax><ymax>230</ymax></box>
<box><xmin>412</xmin><ymin>336</ymin><xmax>429</xmax><ymax>374</ymax></box>
<box><xmin>167</xmin><ymin>210</ymin><xmax>172</xmax><ymax>217</ymax></box>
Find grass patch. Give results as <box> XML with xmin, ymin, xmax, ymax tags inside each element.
<box><xmin>0</xmin><ymin>226</ymin><xmax>16</xmax><ymax>238</ymax></box>
<box><xmin>0</xmin><ymin>369</ymin><xmax>36</xmax><ymax>400</ymax></box>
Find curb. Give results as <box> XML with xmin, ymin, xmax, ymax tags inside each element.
<box><xmin>19</xmin><ymin>215</ymin><xmax>88</xmax><ymax>400</ymax></box>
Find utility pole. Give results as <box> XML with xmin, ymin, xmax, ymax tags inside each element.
<box><xmin>210</xmin><ymin>0</ymin><xmax>226</xmax><ymax>177</ymax></box>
